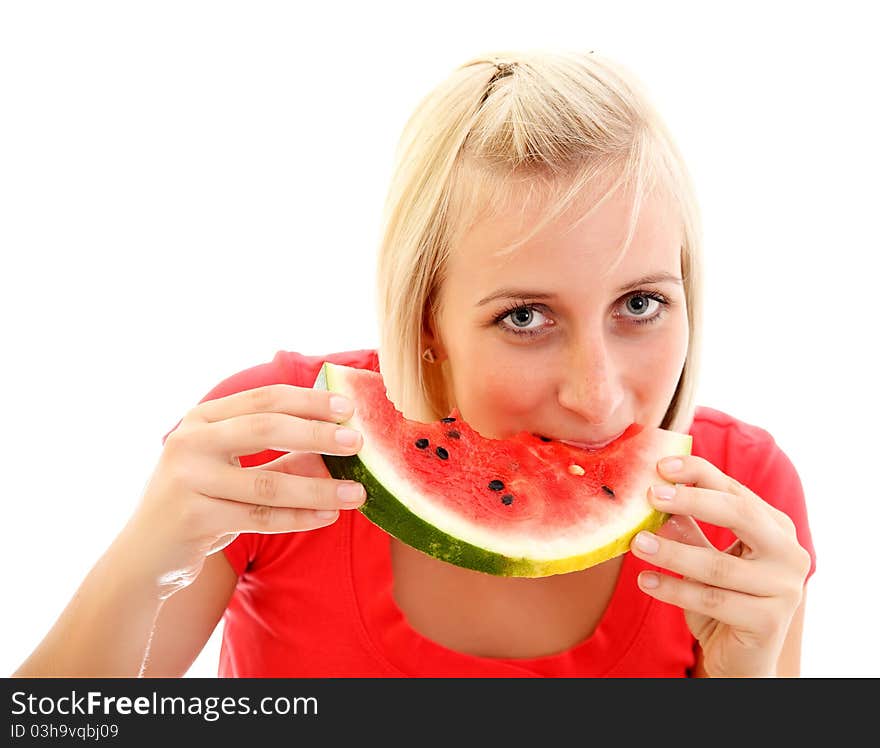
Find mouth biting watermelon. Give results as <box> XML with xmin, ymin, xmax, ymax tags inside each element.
<box><xmin>314</xmin><ymin>362</ymin><xmax>692</xmax><ymax>578</ymax></box>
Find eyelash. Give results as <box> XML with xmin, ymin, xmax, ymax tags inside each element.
<box><xmin>492</xmin><ymin>291</ymin><xmax>671</xmax><ymax>338</ymax></box>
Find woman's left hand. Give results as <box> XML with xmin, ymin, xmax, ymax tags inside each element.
<box><xmin>629</xmin><ymin>455</ymin><xmax>812</xmax><ymax>678</ymax></box>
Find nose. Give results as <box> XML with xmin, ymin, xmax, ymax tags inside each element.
<box><xmin>557</xmin><ymin>333</ymin><xmax>625</xmax><ymax>425</ymax></box>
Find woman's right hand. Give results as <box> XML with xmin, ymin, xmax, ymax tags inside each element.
<box><xmin>125</xmin><ymin>384</ymin><xmax>365</xmax><ymax>599</ymax></box>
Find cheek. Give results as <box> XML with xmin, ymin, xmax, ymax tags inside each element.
<box><xmin>451</xmin><ymin>362</ymin><xmax>552</xmax><ymax>436</ymax></box>
<box><xmin>663</xmin><ymin>312</ymin><xmax>690</xmax><ymax>374</ymax></box>
<box><xmin>629</xmin><ymin>318</ymin><xmax>689</xmax><ymax>401</ymax></box>
<box><xmin>641</xmin><ymin>326</ymin><xmax>687</xmax><ymax>373</ymax></box>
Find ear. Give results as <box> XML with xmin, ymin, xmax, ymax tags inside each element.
<box><xmin>421</xmin><ymin>297</ymin><xmax>447</xmax><ymax>363</ymax></box>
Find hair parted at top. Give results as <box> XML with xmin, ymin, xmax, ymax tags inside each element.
<box><xmin>374</xmin><ymin>49</ymin><xmax>704</xmax><ymax>434</ymax></box>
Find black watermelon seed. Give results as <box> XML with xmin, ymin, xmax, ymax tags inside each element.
<box><xmin>539</xmin><ymin>436</ymin><xmax>553</xmax><ymax>442</ymax></box>
<box><xmin>446</xmin><ymin>430</ymin><xmax>460</xmax><ymax>439</ymax></box>
<box><xmin>415</xmin><ymin>438</ymin><xmax>429</xmax><ymax>449</ymax></box>
<box><xmin>435</xmin><ymin>446</ymin><xmax>449</xmax><ymax>459</ymax></box>
<box><xmin>602</xmin><ymin>485</ymin><xmax>615</xmax><ymax>497</ymax></box>
<box><xmin>501</xmin><ymin>495</ymin><xmax>514</xmax><ymax>505</ymax></box>
<box><xmin>441</xmin><ymin>417</ymin><xmax>456</xmax><ymax>423</ymax></box>
<box><xmin>488</xmin><ymin>479</ymin><xmax>504</xmax><ymax>491</ymax></box>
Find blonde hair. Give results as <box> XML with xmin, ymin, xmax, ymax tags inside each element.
<box><xmin>375</xmin><ymin>49</ymin><xmax>704</xmax><ymax>434</ymax></box>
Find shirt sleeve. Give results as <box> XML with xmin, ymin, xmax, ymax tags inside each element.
<box><xmin>218</xmin><ymin>535</ymin><xmax>252</xmax><ymax>578</ymax></box>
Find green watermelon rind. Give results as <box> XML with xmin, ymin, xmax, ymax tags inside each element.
<box><xmin>315</xmin><ymin>361</ymin><xmax>686</xmax><ymax>578</ymax></box>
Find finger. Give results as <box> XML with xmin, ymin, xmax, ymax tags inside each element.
<box><xmin>187</xmin><ymin>384</ymin><xmax>356</xmax><ymax>426</ymax></box>
<box><xmin>657</xmin><ymin>455</ymin><xmax>775</xmax><ymax>519</ymax></box>
<box><xmin>200</xmin><ymin>495</ymin><xmax>343</xmax><ymax>534</ymax></box>
<box><xmin>649</xmin><ymin>483</ymin><xmax>781</xmax><ymax>556</ymax></box>
<box><xmin>637</xmin><ymin>571</ymin><xmax>761</xmax><ymax>629</ymax></box>
<box><xmin>190</xmin><ymin>411</ymin><xmax>363</xmax><ymax>459</ymax></box>
<box><xmin>631</xmin><ymin>531</ymin><xmax>779</xmax><ymax>596</ymax></box>
<box><xmin>198</xmin><ymin>460</ymin><xmax>366</xmax><ymax>512</ymax></box>
<box><xmin>658</xmin><ymin>454</ymin><xmax>772</xmax><ymax>506</ymax></box>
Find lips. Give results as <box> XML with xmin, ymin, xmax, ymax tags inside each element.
<box><xmin>535</xmin><ymin>428</ymin><xmax>629</xmax><ymax>450</ymax></box>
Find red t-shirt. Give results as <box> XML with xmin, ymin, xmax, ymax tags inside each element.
<box><xmin>162</xmin><ymin>348</ymin><xmax>817</xmax><ymax>677</ymax></box>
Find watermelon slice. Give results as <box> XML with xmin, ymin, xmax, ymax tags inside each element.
<box><xmin>314</xmin><ymin>362</ymin><xmax>692</xmax><ymax>578</ymax></box>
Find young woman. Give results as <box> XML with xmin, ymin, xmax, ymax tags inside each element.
<box><xmin>14</xmin><ymin>50</ymin><xmax>815</xmax><ymax>678</ymax></box>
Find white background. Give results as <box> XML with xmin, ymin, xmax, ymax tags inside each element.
<box><xmin>2</xmin><ymin>1</ymin><xmax>877</xmax><ymax>678</ymax></box>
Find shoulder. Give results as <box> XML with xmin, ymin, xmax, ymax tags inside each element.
<box><xmin>689</xmin><ymin>404</ymin><xmax>798</xmax><ymax>496</ymax></box>
<box><xmin>198</xmin><ymin>348</ymin><xmax>381</xmax><ymax>403</ymax></box>
<box><xmin>688</xmin><ymin>405</ymin><xmax>789</xmax><ymax>483</ymax></box>
<box><xmin>689</xmin><ymin>405</ymin><xmax>778</xmax><ymax>451</ymax></box>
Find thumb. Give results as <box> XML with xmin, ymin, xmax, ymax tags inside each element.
<box><xmin>656</xmin><ymin>514</ymin><xmax>713</xmax><ymax>549</ymax></box>
<box><xmin>242</xmin><ymin>450</ymin><xmax>332</xmax><ymax>479</ymax></box>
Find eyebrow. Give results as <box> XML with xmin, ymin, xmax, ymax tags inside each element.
<box><xmin>475</xmin><ymin>272</ymin><xmax>684</xmax><ymax>306</ymax></box>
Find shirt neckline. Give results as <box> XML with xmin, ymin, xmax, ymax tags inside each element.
<box><xmin>347</xmin><ymin>510</ymin><xmax>654</xmax><ymax>677</ymax></box>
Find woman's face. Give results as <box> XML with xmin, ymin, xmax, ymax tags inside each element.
<box><xmin>426</xmin><ymin>184</ymin><xmax>689</xmax><ymax>443</ymax></box>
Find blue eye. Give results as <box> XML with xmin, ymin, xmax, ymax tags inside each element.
<box><xmin>493</xmin><ymin>291</ymin><xmax>671</xmax><ymax>338</ymax></box>
<box><xmin>620</xmin><ymin>292</ymin><xmax>668</xmax><ymax>324</ymax></box>
<box><xmin>501</xmin><ymin>305</ymin><xmax>548</xmax><ymax>334</ymax></box>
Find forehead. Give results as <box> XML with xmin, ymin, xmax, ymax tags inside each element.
<box><xmin>447</xmin><ymin>182</ymin><xmax>682</xmax><ymax>293</ymax></box>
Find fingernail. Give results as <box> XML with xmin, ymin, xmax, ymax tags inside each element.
<box><xmin>633</xmin><ymin>531</ymin><xmax>659</xmax><ymax>554</ymax></box>
<box><xmin>335</xmin><ymin>428</ymin><xmax>361</xmax><ymax>446</ymax></box>
<box><xmin>639</xmin><ymin>572</ymin><xmax>660</xmax><ymax>589</ymax></box>
<box><xmin>660</xmin><ymin>457</ymin><xmax>683</xmax><ymax>473</ymax></box>
<box><xmin>315</xmin><ymin>509</ymin><xmax>339</xmax><ymax>520</ymax></box>
<box><xmin>337</xmin><ymin>482</ymin><xmax>364</xmax><ymax>502</ymax></box>
<box><xmin>330</xmin><ymin>395</ymin><xmax>352</xmax><ymax>414</ymax></box>
<box><xmin>652</xmin><ymin>484</ymin><xmax>676</xmax><ymax>501</ymax></box>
